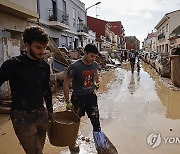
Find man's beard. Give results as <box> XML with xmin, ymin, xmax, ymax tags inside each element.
<box><xmin>29</xmin><ymin>47</ymin><xmax>42</xmax><ymax>60</ymax></box>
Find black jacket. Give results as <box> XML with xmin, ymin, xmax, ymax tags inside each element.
<box><xmin>0</xmin><ymin>54</ymin><xmax>53</xmax><ymax>112</ymax></box>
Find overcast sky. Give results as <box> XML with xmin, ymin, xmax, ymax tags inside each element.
<box><xmin>81</xmin><ymin>0</ymin><xmax>180</xmax><ymax>46</ymax></box>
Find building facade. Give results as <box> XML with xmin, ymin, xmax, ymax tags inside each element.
<box><xmin>38</xmin><ymin>0</ymin><xmax>93</xmax><ymax>49</ymax></box>
<box><xmin>87</xmin><ymin>16</ymin><xmax>125</xmax><ymax>51</ymax></box>
<box><xmin>155</xmin><ymin>10</ymin><xmax>180</xmax><ymax>53</ymax></box>
<box><xmin>0</xmin><ymin>0</ymin><xmax>39</xmax><ymax>48</ymax></box>
<box><xmin>125</xmin><ymin>36</ymin><xmax>140</xmax><ymax>51</ymax></box>
<box><xmin>110</xmin><ymin>21</ymin><xmax>125</xmax><ymax>50</ymax></box>
<box><xmin>142</xmin><ymin>32</ymin><xmax>156</xmax><ymax>52</ymax></box>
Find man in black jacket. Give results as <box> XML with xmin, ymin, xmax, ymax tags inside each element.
<box><xmin>129</xmin><ymin>49</ymin><xmax>136</xmax><ymax>74</ymax></box>
<box><xmin>0</xmin><ymin>26</ymin><xmax>53</xmax><ymax>154</ymax></box>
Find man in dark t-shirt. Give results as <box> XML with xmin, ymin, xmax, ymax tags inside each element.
<box><xmin>129</xmin><ymin>49</ymin><xmax>136</xmax><ymax>73</ymax></box>
<box><xmin>63</xmin><ymin>44</ymin><xmax>101</xmax><ymax>152</ymax></box>
<box><xmin>0</xmin><ymin>26</ymin><xmax>53</xmax><ymax>154</ymax></box>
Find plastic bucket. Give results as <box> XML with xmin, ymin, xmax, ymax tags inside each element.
<box><xmin>47</xmin><ymin>110</ymin><xmax>80</xmax><ymax>147</ymax></box>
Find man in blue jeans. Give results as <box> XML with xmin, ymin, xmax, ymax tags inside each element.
<box><xmin>0</xmin><ymin>26</ymin><xmax>53</xmax><ymax>154</ymax></box>
<box><xmin>63</xmin><ymin>44</ymin><xmax>101</xmax><ymax>152</ymax></box>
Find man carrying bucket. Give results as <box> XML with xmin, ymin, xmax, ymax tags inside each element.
<box><xmin>0</xmin><ymin>26</ymin><xmax>54</xmax><ymax>154</ymax></box>
<box><xmin>63</xmin><ymin>44</ymin><xmax>101</xmax><ymax>152</ymax></box>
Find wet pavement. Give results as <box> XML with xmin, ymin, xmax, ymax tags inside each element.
<box><xmin>1</xmin><ymin>61</ymin><xmax>180</xmax><ymax>154</ymax></box>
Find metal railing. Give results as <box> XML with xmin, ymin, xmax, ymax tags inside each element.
<box><xmin>48</xmin><ymin>8</ymin><xmax>69</xmax><ymax>25</ymax></box>
<box><xmin>77</xmin><ymin>23</ymin><xmax>89</xmax><ymax>33</ymax></box>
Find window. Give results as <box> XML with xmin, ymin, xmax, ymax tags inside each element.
<box><xmin>63</xmin><ymin>0</ymin><xmax>66</xmax><ymax>13</ymax></box>
<box><xmin>166</xmin><ymin>24</ymin><xmax>168</xmax><ymax>32</ymax></box>
<box><xmin>162</xmin><ymin>45</ymin><xmax>164</xmax><ymax>52</ymax></box>
<box><xmin>52</xmin><ymin>0</ymin><xmax>57</xmax><ymax>20</ymax></box>
<box><xmin>162</xmin><ymin>27</ymin><xmax>164</xmax><ymax>33</ymax></box>
<box><xmin>73</xmin><ymin>8</ymin><xmax>76</xmax><ymax>27</ymax></box>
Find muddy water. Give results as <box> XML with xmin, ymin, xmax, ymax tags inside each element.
<box><xmin>98</xmin><ymin>70</ymin><xmax>117</xmax><ymax>93</ymax></box>
<box><xmin>1</xmin><ymin>61</ymin><xmax>180</xmax><ymax>154</ymax></box>
<box><xmin>143</xmin><ymin>64</ymin><xmax>180</xmax><ymax>120</ymax></box>
<box><xmin>80</xmin><ymin>62</ymin><xmax>180</xmax><ymax>154</ymax></box>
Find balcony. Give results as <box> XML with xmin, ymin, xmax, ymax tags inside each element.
<box><xmin>47</xmin><ymin>8</ymin><xmax>69</xmax><ymax>30</ymax></box>
<box><xmin>77</xmin><ymin>23</ymin><xmax>89</xmax><ymax>36</ymax></box>
<box><xmin>158</xmin><ymin>33</ymin><xmax>165</xmax><ymax>40</ymax></box>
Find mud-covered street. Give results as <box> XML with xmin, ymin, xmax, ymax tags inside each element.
<box><xmin>1</xmin><ymin>61</ymin><xmax>180</xmax><ymax>154</ymax></box>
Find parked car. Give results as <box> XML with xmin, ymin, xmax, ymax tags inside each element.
<box><xmin>149</xmin><ymin>52</ymin><xmax>158</xmax><ymax>68</ymax></box>
<box><xmin>146</xmin><ymin>52</ymin><xmax>152</xmax><ymax>64</ymax></box>
<box><xmin>140</xmin><ymin>51</ymin><xmax>148</xmax><ymax>62</ymax></box>
<box><xmin>155</xmin><ymin>53</ymin><xmax>170</xmax><ymax>77</ymax></box>
<box><xmin>147</xmin><ymin>51</ymin><xmax>156</xmax><ymax>66</ymax></box>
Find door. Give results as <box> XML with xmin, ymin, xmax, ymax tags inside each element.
<box><xmin>52</xmin><ymin>0</ymin><xmax>57</xmax><ymax>20</ymax></box>
<box><xmin>0</xmin><ymin>38</ymin><xmax>20</xmax><ymax>98</ymax></box>
<box><xmin>61</xmin><ymin>35</ymin><xmax>67</xmax><ymax>48</ymax></box>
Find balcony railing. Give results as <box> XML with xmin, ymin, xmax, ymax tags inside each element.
<box><xmin>48</xmin><ymin>8</ymin><xmax>69</xmax><ymax>25</ymax></box>
<box><xmin>77</xmin><ymin>23</ymin><xmax>89</xmax><ymax>33</ymax></box>
<box><xmin>158</xmin><ymin>33</ymin><xmax>165</xmax><ymax>40</ymax></box>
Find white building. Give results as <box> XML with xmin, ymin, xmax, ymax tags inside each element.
<box><xmin>143</xmin><ymin>31</ymin><xmax>157</xmax><ymax>52</ymax></box>
<box><xmin>155</xmin><ymin>10</ymin><xmax>180</xmax><ymax>53</ymax></box>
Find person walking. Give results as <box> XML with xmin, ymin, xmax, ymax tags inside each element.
<box><xmin>0</xmin><ymin>26</ymin><xmax>53</xmax><ymax>154</ymax></box>
<box><xmin>129</xmin><ymin>49</ymin><xmax>136</xmax><ymax>73</ymax></box>
<box><xmin>63</xmin><ymin>44</ymin><xmax>101</xmax><ymax>152</ymax></box>
<box><xmin>124</xmin><ymin>50</ymin><xmax>128</xmax><ymax>62</ymax></box>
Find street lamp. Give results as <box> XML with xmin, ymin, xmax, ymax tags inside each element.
<box><xmin>84</xmin><ymin>2</ymin><xmax>101</xmax><ymax>47</ymax></box>
<box><xmin>86</xmin><ymin>2</ymin><xmax>101</xmax><ymax>11</ymax></box>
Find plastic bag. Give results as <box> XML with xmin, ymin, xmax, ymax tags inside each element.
<box><xmin>93</xmin><ymin>131</ymin><xmax>118</xmax><ymax>154</ymax></box>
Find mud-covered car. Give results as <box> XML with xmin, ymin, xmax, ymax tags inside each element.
<box><xmin>155</xmin><ymin>53</ymin><xmax>170</xmax><ymax>77</ymax></box>
<box><xmin>147</xmin><ymin>51</ymin><xmax>157</xmax><ymax>68</ymax></box>
<box><xmin>149</xmin><ymin>52</ymin><xmax>158</xmax><ymax>68</ymax></box>
<box><xmin>146</xmin><ymin>52</ymin><xmax>153</xmax><ymax>64</ymax></box>
<box><xmin>140</xmin><ymin>51</ymin><xmax>148</xmax><ymax>62</ymax></box>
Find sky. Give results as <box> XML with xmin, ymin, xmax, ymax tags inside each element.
<box><xmin>81</xmin><ymin>0</ymin><xmax>180</xmax><ymax>46</ymax></box>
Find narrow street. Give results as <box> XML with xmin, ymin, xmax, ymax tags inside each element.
<box><xmin>1</xmin><ymin>61</ymin><xmax>180</xmax><ymax>154</ymax></box>
<box><xmin>0</xmin><ymin>1</ymin><xmax>180</xmax><ymax>154</ymax></box>
<box><xmin>59</xmin><ymin>61</ymin><xmax>180</xmax><ymax>154</ymax></box>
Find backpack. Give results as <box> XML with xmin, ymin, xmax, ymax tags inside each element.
<box><xmin>130</xmin><ymin>52</ymin><xmax>135</xmax><ymax>58</ymax></box>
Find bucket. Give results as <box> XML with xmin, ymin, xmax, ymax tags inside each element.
<box><xmin>47</xmin><ymin>110</ymin><xmax>80</xmax><ymax>147</ymax></box>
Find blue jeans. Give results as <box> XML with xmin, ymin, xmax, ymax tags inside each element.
<box><xmin>10</xmin><ymin>108</ymin><xmax>48</xmax><ymax>154</ymax></box>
